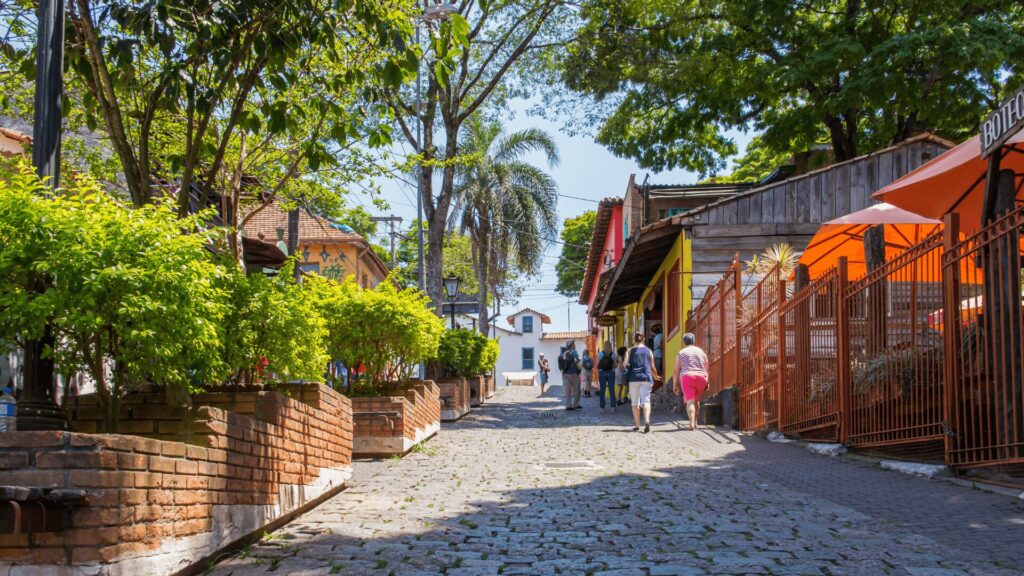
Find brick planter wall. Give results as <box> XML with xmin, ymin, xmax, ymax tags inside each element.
<box><xmin>1</xmin><ymin>386</ymin><xmax>352</xmax><ymax>575</ymax></box>
<box><xmin>468</xmin><ymin>376</ymin><xmax>484</xmax><ymax>407</ymax></box>
<box><xmin>484</xmin><ymin>375</ymin><xmax>495</xmax><ymax>399</ymax></box>
<box><xmin>350</xmin><ymin>381</ymin><xmax>440</xmax><ymax>457</ymax></box>
<box><xmin>434</xmin><ymin>378</ymin><xmax>470</xmax><ymax>421</ymax></box>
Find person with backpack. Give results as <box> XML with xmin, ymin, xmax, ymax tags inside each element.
<box><xmin>559</xmin><ymin>340</ymin><xmax>582</xmax><ymax>410</ymax></box>
<box><xmin>580</xmin><ymin>349</ymin><xmax>594</xmax><ymax>397</ymax></box>
<box><xmin>623</xmin><ymin>332</ymin><xmax>660</xmax><ymax>433</ymax></box>
<box><xmin>597</xmin><ymin>341</ymin><xmax>618</xmax><ymax>411</ymax></box>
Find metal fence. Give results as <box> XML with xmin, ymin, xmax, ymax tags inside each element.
<box><xmin>943</xmin><ymin>211</ymin><xmax>1024</xmax><ymax>469</ymax></box>
<box><xmin>686</xmin><ymin>205</ymin><xmax>1024</xmax><ymax>472</ymax></box>
<box><xmin>844</xmin><ymin>232</ymin><xmax>946</xmax><ymax>454</ymax></box>
<box><xmin>737</xmin><ymin>264</ymin><xmax>783</xmax><ymax>431</ymax></box>
<box><xmin>780</xmin><ymin>268</ymin><xmax>841</xmax><ymax>441</ymax></box>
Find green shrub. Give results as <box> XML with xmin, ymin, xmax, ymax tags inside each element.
<box><xmin>435</xmin><ymin>329</ymin><xmax>499</xmax><ymax>377</ymax></box>
<box><xmin>0</xmin><ymin>163</ymin><xmax>230</xmax><ymax>430</ymax></box>
<box><xmin>322</xmin><ymin>279</ymin><xmax>443</xmax><ymax>394</ymax></box>
<box><xmin>220</xmin><ymin>263</ymin><xmax>330</xmax><ymax>385</ymax></box>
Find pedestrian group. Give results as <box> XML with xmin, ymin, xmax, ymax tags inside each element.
<box><xmin>555</xmin><ymin>333</ymin><xmax>709</xmax><ymax>432</ymax></box>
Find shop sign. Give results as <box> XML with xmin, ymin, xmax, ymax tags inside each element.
<box><xmin>981</xmin><ymin>86</ymin><xmax>1024</xmax><ymax>158</ymax></box>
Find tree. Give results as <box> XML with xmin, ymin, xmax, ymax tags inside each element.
<box><xmin>394</xmin><ymin>225</ymin><xmax>479</xmax><ymax>297</ymax></box>
<box><xmin>451</xmin><ymin>117</ymin><xmax>559</xmax><ymax>333</ymax></box>
<box><xmin>381</xmin><ymin>0</ymin><xmax>575</xmax><ymax>310</ymax></box>
<box><xmin>556</xmin><ymin>211</ymin><xmax>595</xmax><ymax>298</ymax></box>
<box><xmin>562</xmin><ymin>0</ymin><xmax>1024</xmax><ymax>175</ymax></box>
<box><xmin>712</xmin><ymin>136</ymin><xmax>797</xmax><ymax>184</ymax></box>
<box><xmin>1</xmin><ymin>0</ymin><xmax>418</xmax><ymax>265</ymax></box>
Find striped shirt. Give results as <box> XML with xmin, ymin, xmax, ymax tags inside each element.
<box><xmin>675</xmin><ymin>346</ymin><xmax>709</xmax><ymax>377</ymax></box>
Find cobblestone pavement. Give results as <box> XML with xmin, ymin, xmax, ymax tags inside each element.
<box><xmin>211</xmin><ymin>385</ymin><xmax>1024</xmax><ymax>576</ymax></box>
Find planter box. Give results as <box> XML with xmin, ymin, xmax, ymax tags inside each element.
<box><xmin>468</xmin><ymin>376</ymin><xmax>484</xmax><ymax>407</ymax></box>
<box><xmin>5</xmin><ymin>385</ymin><xmax>353</xmax><ymax>575</ymax></box>
<box><xmin>435</xmin><ymin>377</ymin><xmax>471</xmax><ymax>421</ymax></box>
<box><xmin>484</xmin><ymin>375</ymin><xmax>495</xmax><ymax>399</ymax></box>
<box><xmin>350</xmin><ymin>381</ymin><xmax>441</xmax><ymax>457</ymax></box>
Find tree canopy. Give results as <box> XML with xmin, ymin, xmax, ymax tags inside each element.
<box><xmin>562</xmin><ymin>0</ymin><xmax>1024</xmax><ymax>175</ymax></box>
<box><xmin>555</xmin><ymin>211</ymin><xmax>594</xmax><ymax>298</ymax></box>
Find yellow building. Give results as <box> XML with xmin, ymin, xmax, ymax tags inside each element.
<box><xmin>243</xmin><ymin>203</ymin><xmax>390</xmax><ymax>288</ymax></box>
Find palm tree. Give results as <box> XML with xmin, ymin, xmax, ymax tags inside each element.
<box><xmin>450</xmin><ymin>117</ymin><xmax>559</xmax><ymax>334</ymax></box>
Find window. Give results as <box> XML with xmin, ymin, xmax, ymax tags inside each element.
<box><xmin>299</xmin><ymin>263</ymin><xmax>320</xmax><ymax>274</ymax></box>
<box><xmin>522</xmin><ymin>315</ymin><xmax>534</xmax><ymax>333</ymax></box>
<box><xmin>666</xmin><ymin>259</ymin><xmax>680</xmax><ymax>336</ymax></box>
<box><xmin>521</xmin><ymin>347</ymin><xmax>535</xmax><ymax>370</ymax></box>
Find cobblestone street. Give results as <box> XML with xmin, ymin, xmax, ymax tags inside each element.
<box><xmin>211</xmin><ymin>386</ymin><xmax>1024</xmax><ymax>576</ymax></box>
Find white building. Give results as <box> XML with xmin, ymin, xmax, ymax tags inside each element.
<box><xmin>489</xmin><ymin>308</ymin><xmax>587</xmax><ymax>387</ymax></box>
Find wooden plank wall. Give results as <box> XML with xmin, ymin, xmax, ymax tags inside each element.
<box><xmin>684</xmin><ymin>138</ymin><xmax>951</xmax><ymax>307</ymax></box>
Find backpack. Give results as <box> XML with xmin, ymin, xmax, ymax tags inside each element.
<box><xmin>582</xmin><ymin>356</ymin><xmax>594</xmax><ymax>370</ymax></box>
<box><xmin>598</xmin><ymin>352</ymin><xmax>615</xmax><ymax>371</ymax></box>
<box><xmin>557</xmin><ymin>347</ymin><xmax>568</xmax><ymax>372</ymax></box>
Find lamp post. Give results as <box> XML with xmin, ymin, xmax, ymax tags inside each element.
<box><xmin>19</xmin><ymin>0</ymin><xmax>68</xmax><ymax>431</ymax></box>
<box><xmin>443</xmin><ymin>275</ymin><xmax>461</xmax><ymax>330</ymax></box>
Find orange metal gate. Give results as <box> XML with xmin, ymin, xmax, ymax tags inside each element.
<box><xmin>780</xmin><ymin>268</ymin><xmax>842</xmax><ymax>441</ymax></box>
<box><xmin>943</xmin><ymin>210</ymin><xmax>1024</xmax><ymax>468</ymax></box>
<box><xmin>738</xmin><ymin>265</ymin><xmax>783</xmax><ymax>431</ymax></box>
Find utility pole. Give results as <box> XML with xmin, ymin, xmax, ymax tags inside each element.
<box><xmin>287</xmin><ymin>207</ymin><xmax>301</xmax><ymax>281</ymax></box>
<box><xmin>20</xmin><ymin>0</ymin><xmax>68</xmax><ymax>430</ymax></box>
<box><xmin>567</xmin><ymin>298</ymin><xmax>571</xmax><ymax>329</ymax></box>
<box><xmin>370</xmin><ymin>215</ymin><xmax>403</xmax><ymax>266</ymax></box>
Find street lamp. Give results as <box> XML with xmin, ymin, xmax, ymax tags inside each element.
<box><xmin>443</xmin><ymin>275</ymin><xmax>461</xmax><ymax>329</ymax></box>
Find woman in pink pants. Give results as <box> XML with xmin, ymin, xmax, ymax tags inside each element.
<box><xmin>673</xmin><ymin>333</ymin><xmax>709</xmax><ymax>430</ymax></box>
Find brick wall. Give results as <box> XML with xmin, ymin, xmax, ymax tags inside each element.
<box><xmin>1</xmin><ymin>385</ymin><xmax>353</xmax><ymax>574</ymax></box>
<box><xmin>351</xmin><ymin>381</ymin><xmax>440</xmax><ymax>457</ymax></box>
<box><xmin>468</xmin><ymin>376</ymin><xmax>484</xmax><ymax>407</ymax></box>
<box><xmin>435</xmin><ymin>378</ymin><xmax>470</xmax><ymax>421</ymax></box>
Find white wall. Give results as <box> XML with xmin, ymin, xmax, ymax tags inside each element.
<box><xmin>492</xmin><ymin>312</ymin><xmax>566</xmax><ymax>386</ymax></box>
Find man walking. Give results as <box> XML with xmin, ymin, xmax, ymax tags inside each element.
<box><xmin>538</xmin><ymin>353</ymin><xmax>550</xmax><ymax>394</ymax></box>
<box><xmin>561</xmin><ymin>340</ymin><xmax>582</xmax><ymax>410</ymax></box>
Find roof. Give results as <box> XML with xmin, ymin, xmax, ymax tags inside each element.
<box><xmin>646</xmin><ymin>182</ymin><xmax>751</xmax><ymax>200</ymax></box>
<box><xmin>0</xmin><ymin>127</ymin><xmax>31</xmax><ymax>144</ymax></box>
<box><xmin>506</xmin><ymin>308</ymin><xmax>552</xmax><ymax>326</ymax></box>
<box><xmin>540</xmin><ymin>330</ymin><xmax>588</xmax><ymax>341</ymax></box>
<box><xmin>241</xmin><ymin>201</ymin><xmax>390</xmax><ymax>280</ymax></box>
<box><xmin>675</xmin><ymin>133</ymin><xmax>957</xmax><ymax>227</ymax></box>
<box><xmin>578</xmin><ymin>197</ymin><xmax>623</xmax><ymax>304</ymax></box>
<box><xmin>242</xmin><ymin>203</ymin><xmax>365</xmax><ymax>243</ymax></box>
<box><xmin>596</xmin><ymin>216</ymin><xmax>684</xmax><ymax>313</ymax></box>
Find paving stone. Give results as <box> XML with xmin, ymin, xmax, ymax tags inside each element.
<box><xmin>211</xmin><ymin>386</ymin><xmax>1024</xmax><ymax>576</ymax></box>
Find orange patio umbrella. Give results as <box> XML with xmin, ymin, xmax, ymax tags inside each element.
<box><xmin>797</xmin><ymin>203</ymin><xmax>941</xmax><ymax>280</ymax></box>
<box><xmin>872</xmin><ymin>131</ymin><xmax>1024</xmax><ymax>234</ymax></box>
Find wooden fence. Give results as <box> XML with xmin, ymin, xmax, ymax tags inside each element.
<box><xmin>687</xmin><ymin>206</ymin><xmax>1024</xmax><ymax>471</ymax></box>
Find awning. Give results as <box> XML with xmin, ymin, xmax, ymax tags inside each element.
<box><xmin>242</xmin><ymin>236</ymin><xmax>288</xmax><ymax>268</ymax></box>
<box><xmin>597</xmin><ymin>217</ymin><xmax>682</xmax><ymax>313</ymax></box>
<box><xmin>797</xmin><ymin>203</ymin><xmax>941</xmax><ymax>280</ymax></box>
<box><xmin>872</xmin><ymin>132</ymin><xmax>1024</xmax><ymax>234</ymax></box>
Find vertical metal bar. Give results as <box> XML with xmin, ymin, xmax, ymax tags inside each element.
<box><xmin>777</xmin><ymin>279</ymin><xmax>787</xmax><ymax>432</ymax></box>
<box><xmin>836</xmin><ymin>257</ymin><xmax>851</xmax><ymax>443</ymax></box>
<box><xmin>941</xmin><ymin>214</ymin><xmax>960</xmax><ymax>464</ymax></box>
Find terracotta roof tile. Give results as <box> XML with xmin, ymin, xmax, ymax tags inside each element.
<box><xmin>242</xmin><ymin>203</ymin><xmax>363</xmax><ymax>243</ymax></box>
<box><xmin>540</xmin><ymin>330</ymin><xmax>588</xmax><ymax>341</ymax></box>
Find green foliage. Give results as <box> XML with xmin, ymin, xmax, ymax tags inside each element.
<box><xmin>563</xmin><ymin>0</ymin><xmax>1024</xmax><ymax>174</ymax></box>
<box><xmin>556</xmin><ymin>211</ymin><xmax>595</xmax><ymax>298</ymax></box>
<box><xmin>394</xmin><ymin>227</ymin><xmax>479</xmax><ymax>296</ymax></box>
<box><xmin>434</xmin><ymin>329</ymin><xmax>498</xmax><ymax>377</ymax></box>
<box><xmin>220</xmin><ymin>265</ymin><xmax>330</xmax><ymax>385</ymax></box>
<box><xmin>711</xmin><ymin>137</ymin><xmax>798</xmax><ymax>184</ymax></box>
<box><xmin>0</xmin><ymin>162</ymin><xmax>228</xmax><ymax>429</ymax></box>
<box><xmin>321</xmin><ymin>280</ymin><xmax>444</xmax><ymax>394</ymax></box>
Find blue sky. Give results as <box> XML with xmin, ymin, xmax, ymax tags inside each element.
<box><xmin>356</xmin><ymin>104</ymin><xmax>753</xmax><ymax>334</ymax></box>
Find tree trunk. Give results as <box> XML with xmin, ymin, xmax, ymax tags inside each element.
<box><xmin>981</xmin><ymin>168</ymin><xmax>1022</xmax><ymax>459</ymax></box>
<box><xmin>864</xmin><ymin>225</ymin><xmax>887</xmax><ymax>355</ymax></box>
<box><xmin>477</xmin><ymin>212</ymin><xmax>491</xmax><ymax>335</ymax></box>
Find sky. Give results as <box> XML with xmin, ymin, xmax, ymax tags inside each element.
<box><xmin>352</xmin><ymin>103</ymin><xmax>753</xmax><ymax>334</ymax></box>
